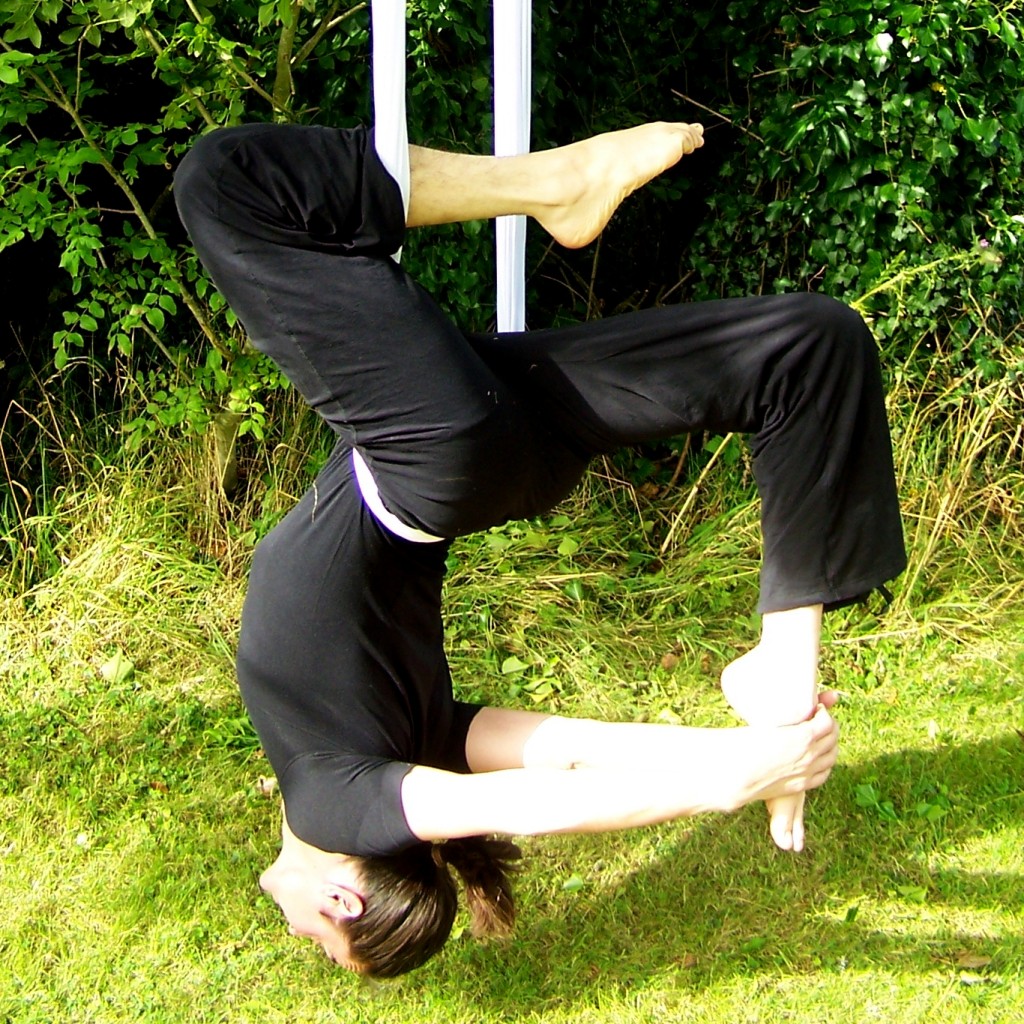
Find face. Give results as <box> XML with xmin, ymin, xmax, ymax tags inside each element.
<box><xmin>259</xmin><ymin>852</ymin><xmax>364</xmax><ymax>971</ymax></box>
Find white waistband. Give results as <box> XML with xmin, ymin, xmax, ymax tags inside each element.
<box><xmin>351</xmin><ymin>449</ymin><xmax>444</xmax><ymax>544</ymax></box>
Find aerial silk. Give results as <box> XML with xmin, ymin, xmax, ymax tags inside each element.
<box><xmin>370</xmin><ymin>0</ymin><xmax>410</xmax><ymax>250</ymax></box>
<box><xmin>492</xmin><ymin>1</ymin><xmax>532</xmax><ymax>332</ymax></box>
<box><xmin>371</xmin><ymin>0</ymin><xmax>531</xmax><ymax>328</ymax></box>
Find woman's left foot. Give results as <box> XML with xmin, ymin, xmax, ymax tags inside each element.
<box><xmin>720</xmin><ymin>644</ymin><xmax>817</xmax><ymax>728</ymax></box>
<box><xmin>534</xmin><ymin>122</ymin><xmax>704</xmax><ymax>248</ymax></box>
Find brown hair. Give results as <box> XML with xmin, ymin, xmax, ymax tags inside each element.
<box><xmin>342</xmin><ymin>836</ymin><xmax>521</xmax><ymax>978</ymax></box>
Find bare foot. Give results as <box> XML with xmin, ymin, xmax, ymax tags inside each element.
<box><xmin>720</xmin><ymin>644</ymin><xmax>818</xmax><ymax>728</ymax></box>
<box><xmin>767</xmin><ymin>793</ymin><xmax>806</xmax><ymax>852</ymax></box>
<box><xmin>534</xmin><ymin>122</ymin><xmax>704</xmax><ymax>248</ymax></box>
<box><xmin>757</xmin><ymin>699</ymin><xmax>841</xmax><ymax>851</ymax></box>
<box><xmin>721</xmin><ymin>639</ymin><xmax>823</xmax><ymax>852</ymax></box>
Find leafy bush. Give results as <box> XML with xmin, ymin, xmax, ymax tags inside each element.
<box><xmin>532</xmin><ymin>0</ymin><xmax>1022</xmax><ymax>381</ymax></box>
<box><xmin>1</xmin><ymin>0</ymin><xmax>1021</xmax><ymax>459</ymax></box>
<box><xmin>0</xmin><ymin>0</ymin><xmax>499</xmax><ymax>452</ymax></box>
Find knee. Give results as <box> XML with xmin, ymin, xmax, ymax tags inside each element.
<box><xmin>785</xmin><ymin>292</ymin><xmax>869</xmax><ymax>340</ymax></box>
<box><xmin>173</xmin><ymin>132</ymin><xmax>223</xmax><ymax>226</ymax></box>
<box><xmin>784</xmin><ymin>292</ymin><xmax>877</xmax><ymax>381</ymax></box>
<box><xmin>173</xmin><ymin>127</ymin><xmax>253</xmax><ymax>225</ymax></box>
<box><xmin>813</xmin><ymin>294</ymin><xmax>872</xmax><ymax>349</ymax></box>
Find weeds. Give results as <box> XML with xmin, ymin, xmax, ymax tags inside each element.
<box><xmin>2</xmin><ymin>330</ymin><xmax>1023</xmax><ymax>1022</ymax></box>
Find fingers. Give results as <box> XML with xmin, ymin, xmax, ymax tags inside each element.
<box><xmin>791</xmin><ymin>805</ymin><xmax>806</xmax><ymax>852</ymax></box>
<box><xmin>808</xmin><ymin>701</ymin><xmax>839</xmax><ymax>737</ymax></box>
<box><xmin>816</xmin><ymin>689</ymin><xmax>840</xmax><ymax>710</ymax></box>
<box><xmin>748</xmin><ymin>695</ymin><xmax>839</xmax><ymax>854</ymax></box>
<box><xmin>806</xmin><ymin>706</ymin><xmax>840</xmax><ymax>770</ymax></box>
<box><xmin>816</xmin><ymin>726</ymin><xmax>840</xmax><ymax>770</ymax></box>
<box><xmin>766</xmin><ymin>707</ymin><xmax>837</xmax><ymax>852</ymax></box>
<box><xmin>806</xmin><ymin>767</ymin><xmax>835</xmax><ymax>791</ymax></box>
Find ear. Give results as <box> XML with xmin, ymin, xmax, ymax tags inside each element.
<box><xmin>319</xmin><ymin>883</ymin><xmax>365</xmax><ymax>923</ymax></box>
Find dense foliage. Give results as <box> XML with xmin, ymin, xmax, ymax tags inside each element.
<box><xmin>539</xmin><ymin>0</ymin><xmax>1023</xmax><ymax>386</ymax></box>
<box><xmin>1</xmin><ymin>0</ymin><xmax>1021</xmax><ymax>450</ymax></box>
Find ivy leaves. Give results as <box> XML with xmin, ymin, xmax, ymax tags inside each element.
<box><xmin>1</xmin><ymin>0</ymin><xmax>1021</xmax><ymax>451</ymax></box>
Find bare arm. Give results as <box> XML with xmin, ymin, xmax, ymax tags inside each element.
<box><xmin>402</xmin><ymin>705</ymin><xmax>839</xmax><ymax>842</ymax></box>
<box><xmin>463</xmin><ymin>699</ymin><xmax>837</xmax><ymax>772</ymax></box>
<box><xmin>463</xmin><ymin>704</ymin><xmax>791</xmax><ymax>772</ymax></box>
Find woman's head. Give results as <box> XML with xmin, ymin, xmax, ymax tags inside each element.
<box><xmin>260</xmin><ymin>824</ymin><xmax>521</xmax><ymax>977</ymax></box>
<box><xmin>344</xmin><ymin>837</ymin><xmax>521</xmax><ymax>976</ymax></box>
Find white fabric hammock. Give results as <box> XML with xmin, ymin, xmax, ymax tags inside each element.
<box><xmin>371</xmin><ymin>0</ymin><xmax>531</xmax><ymax>331</ymax></box>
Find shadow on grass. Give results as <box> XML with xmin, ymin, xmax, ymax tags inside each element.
<box><xmin>3</xmin><ymin>689</ymin><xmax>1021</xmax><ymax>1014</ymax></box>
<box><xmin>441</xmin><ymin>733</ymin><xmax>1024</xmax><ymax>1008</ymax></box>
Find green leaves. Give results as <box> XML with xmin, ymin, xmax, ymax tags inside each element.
<box><xmin>854</xmin><ymin>782</ymin><xmax>899</xmax><ymax>822</ymax></box>
<box><xmin>0</xmin><ymin>0</ymin><xmax>379</xmax><ymax>446</ymax></box>
<box><xmin>853</xmin><ymin>775</ymin><xmax>955</xmax><ymax>838</ymax></box>
<box><xmin>677</xmin><ymin>0</ymin><xmax>1024</xmax><ymax>390</ymax></box>
<box><xmin>2</xmin><ymin>0</ymin><xmax>1021</xmax><ymax>462</ymax></box>
<box><xmin>100</xmin><ymin>648</ymin><xmax>135</xmax><ymax>685</ymax></box>
<box><xmin>0</xmin><ymin>0</ymin><xmax>59</xmax><ymax>48</ymax></box>
<box><xmin>499</xmin><ymin>651</ymin><xmax>563</xmax><ymax>705</ymax></box>
<box><xmin>0</xmin><ymin>45</ymin><xmax>33</xmax><ymax>83</ymax></box>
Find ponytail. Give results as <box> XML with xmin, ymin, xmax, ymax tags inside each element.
<box><xmin>342</xmin><ymin>836</ymin><xmax>522</xmax><ymax>977</ymax></box>
<box><xmin>435</xmin><ymin>836</ymin><xmax>521</xmax><ymax>938</ymax></box>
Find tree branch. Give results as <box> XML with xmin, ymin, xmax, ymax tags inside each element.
<box><xmin>178</xmin><ymin>0</ymin><xmax>290</xmax><ymax>118</ymax></box>
<box><xmin>0</xmin><ymin>39</ymin><xmax>227</xmax><ymax>354</ymax></box>
<box><xmin>670</xmin><ymin>89</ymin><xmax>766</xmax><ymax>145</ymax></box>
<box><xmin>292</xmin><ymin>2</ymin><xmax>367</xmax><ymax>68</ymax></box>
<box><xmin>273</xmin><ymin>0</ymin><xmax>301</xmax><ymax>117</ymax></box>
<box><xmin>220</xmin><ymin>52</ymin><xmax>290</xmax><ymax>116</ymax></box>
<box><xmin>139</xmin><ymin>25</ymin><xmax>217</xmax><ymax>128</ymax></box>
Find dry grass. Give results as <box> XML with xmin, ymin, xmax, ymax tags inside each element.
<box><xmin>1</xmin><ymin>363</ymin><xmax>1022</xmax><ymax>1022</ymax></box>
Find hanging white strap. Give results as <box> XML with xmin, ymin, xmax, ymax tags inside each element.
<box><xmin>371</xmin><ymin>0</ymin><xmax>410</xmax><ymax>260</ymax></box>
<box><xmin>373</xmin><ymin>1</ymin><xmax>532</xmax><ymax>321</ymax></box>
<box><xmin>493</xmin><ymin>0</ymin><xmax>532</xmax><ymax>333</ymax></box>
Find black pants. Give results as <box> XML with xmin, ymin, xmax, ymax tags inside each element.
<box><xmin>174</xmin><ymin>123</ymin><xmax>906</xmax><ymax>612</ymax></box>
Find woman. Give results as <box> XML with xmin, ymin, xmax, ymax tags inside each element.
<box><xmin>173</xmin><ymin>118</ymin><xmax>903</xmax><ymax>977</ymax></box>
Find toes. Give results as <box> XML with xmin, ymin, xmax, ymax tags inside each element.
<box><xmin>790</xmin><ymin>815</ymin><xmax>806</xmax><ymax>853</ymax></box>
<box><xmin>768</xmin><ymin>793</ymin><xmax>806</xmax><ymax>852</ymax></box>
<box><xmin>769</xmin><ymin>811</ymin><xmax>793</xmax><ymax>851</ymax></box>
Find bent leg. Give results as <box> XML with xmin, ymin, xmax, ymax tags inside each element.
<box><xmin>478</xmin><ymin>292</ymin><xmax>906</xmax><ymax>612</ymax></box>
<box><xmin>174</xmin><ymin>124</ymin><xmax>585</xmax><ymax>535</ymax></box>
<box><xmin>475</xmin><ymin>293</ymin><xmax>905</xmax><ymax>851</ymax></box>
<box><xmin>173</xmin><ymin>121</ymin><xmax>705</xmax><ymax>536</ymax></box>
<box><xmin>720</xmin><ymin>604</ymin><xmax>823</xmax><ymax>851</ymax></box>
<box><xmin>407</xmin><ymin>121</ymin><xmax>704</xmax><ymax>248</ymax></box>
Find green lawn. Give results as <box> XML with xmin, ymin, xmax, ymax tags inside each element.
<box><xmin>2</xmin><ymin>383</ymin><xmax>1022</xmax><ymax>1023</ymax></box>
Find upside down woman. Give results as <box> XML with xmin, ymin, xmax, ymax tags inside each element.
<box><xmin>173</xmin><ymin>115</ymin><xmax>905</xmax><ymax>977</ymax></box>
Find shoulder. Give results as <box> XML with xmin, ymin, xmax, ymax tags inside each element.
<box><xmin>282</xmin><ymin>753</ymin><xmax>419</xmax><ymax>857</ymax></box>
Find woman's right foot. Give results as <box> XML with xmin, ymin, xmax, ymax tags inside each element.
<box><xmin>721</xmin><ymin>640</ymin><xmax>829</xmax><ymax>852</ymax></box>
<box><xmin>534</xmin><ymin>122</ymin><xmax>704</xmax><ymax>248</ymax></box>
<box><xmin>724</xmin><ymin>705</ymin><xmax>839</xmax><ymax>810</ymax></box>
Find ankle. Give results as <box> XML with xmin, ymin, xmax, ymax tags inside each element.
<box><xmin>513</xmin><ymin>146</ymin><xmax>584</xmax><ymax>222</ymax></box>
<box><xmin>721</xmin><ymin>645</ymin><xmax>818</xmax><ymax>726</ymax></box>
<box><xmin>760</xmin><ymin>605</ymin><xmax>823</xmax><ymax>645</ymax></box>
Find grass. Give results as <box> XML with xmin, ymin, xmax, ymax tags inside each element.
<box><xmin>1</xmin><ymin>375</ymin><xmax>1023</xmax><ymax>1023</ymax></box>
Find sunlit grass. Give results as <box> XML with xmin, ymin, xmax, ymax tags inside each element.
<box><xmin>1</xmin><ymin>377</ymin><xmax>1022</xmax><ymax>1022</ymax></box>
